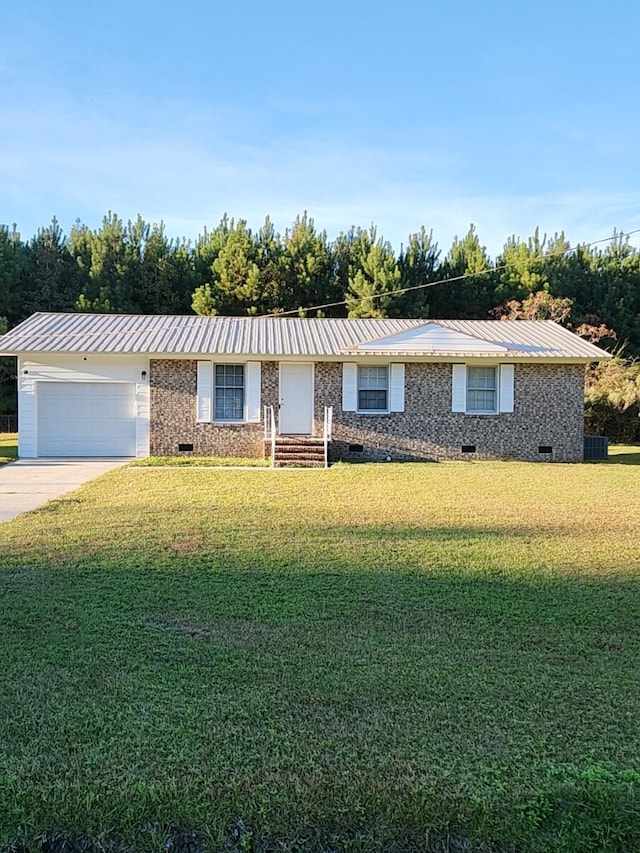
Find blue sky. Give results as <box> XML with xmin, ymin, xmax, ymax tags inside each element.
<box><xmin>1</xmin><ymin>0</ymin><xmax>639</xmax><ymax>257</ymax></box>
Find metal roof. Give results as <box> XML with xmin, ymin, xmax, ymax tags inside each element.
<box><xmin>0</xmin><ymin>312</ymin><xmax>611</xmax><ymax>360</ymax></box>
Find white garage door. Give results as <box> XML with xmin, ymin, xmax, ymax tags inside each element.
<box><xmin>37</xmin><ymin>382</ymin><xmax>136</xmax><ymax>457</ymax></box>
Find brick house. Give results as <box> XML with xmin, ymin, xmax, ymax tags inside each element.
<box><xmin>0</xmin><ymin>313</ymin><xmax>610</xmax><ymax>463</ymax></box>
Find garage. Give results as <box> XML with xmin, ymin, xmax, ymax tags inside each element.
<box><xmin>37</xmin><ymin>382</ymin><xmax>137</xmax><ymax>457</ymax></box>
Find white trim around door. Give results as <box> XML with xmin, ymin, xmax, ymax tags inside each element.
<box><xmin>279</xmin><ymin>362</ymin><xmax>314</xmax><ymax>434</ymax></box>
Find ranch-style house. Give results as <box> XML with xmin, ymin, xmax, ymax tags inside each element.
<box><xmin>0</xmin><ymin>312</ymin><xmax>611</xmax><ymax>464</ymax></box>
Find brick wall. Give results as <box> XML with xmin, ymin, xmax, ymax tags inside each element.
<box><xmin>149</xmin><ymin>359</ymin><xmax>278</xmax><ymax>457</ymax></box>
<box><xmin>150</xmin><ymin>359</ymin><xmax>585</xmax><ymax>462</ymax></box>
<box><xmin>314</xmin><ymin>362</ymin><xmax>585</xmax><ymax>462</ymax></box>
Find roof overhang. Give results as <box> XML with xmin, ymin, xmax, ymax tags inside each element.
<box><xmin>11</xmin><ymin>349</ymin><xmax>603</xmax><ymax>365</ymax></box>
<box><xmin>0</xmin><ymin>313</ymin><xmax>614</xmax><ymax>361</ymax></box>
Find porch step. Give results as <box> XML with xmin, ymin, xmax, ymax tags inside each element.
<box><xmin>273</xmin><ymin>436</ymin><xmax>324</xmax><ymax>447</ymax></box>
<box><xmin>266</xmin><ymin>436</ymin><xmax>328</xmax><ymax>468</ymax></box>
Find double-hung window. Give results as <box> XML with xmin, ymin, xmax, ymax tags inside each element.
<box><xmin>358</xmin><ymin>366</ymin><xmax>388</xmax><ymax>412</ymax></box>
<box><xmin>342</xmin><ymin>363</ymin><xmax>404</xmax><ymax>414</ymax></box>
<box><xmin>197</xmin><ymin>360</ymin><xmax>261</xmax><ymax>423</ymax></box>
<box><xmin>451</xmin><ymin>363</ymin><xmax>514</xmax><ymax>414</ymax></box>
<box><xmin>466</xmin><ymin>366</ymin><xmax>497</xmax><ymax>413</ymax></box>
<box><xmin>214</xmin><ymin>364</ymin><xmax>244</xmax><ymax>421</ymax></box>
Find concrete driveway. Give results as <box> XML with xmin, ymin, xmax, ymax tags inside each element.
<box><xmin>0</xmin><ymin>458</ymin><xmax>132</xmax><ymax>523</ymax></box>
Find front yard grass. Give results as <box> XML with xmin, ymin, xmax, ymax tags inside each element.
<box><xmin>132</xmin><ymin>455</ymin><xmax>270</xmax><ymax>467</ymax></box>
<box><xmin>0</xmin><ymin>460</ymin><xmax>639</xmax><ymax>851</ymax></box>
<box><xmin>607</xmin><ymin>442</ymin><xmax>640</xmax><ymax>464</ymax></box>
<box><xmin>0</xmin><ymin>433</ymin><xmax>17</xmax><ymax>465</ymax></box>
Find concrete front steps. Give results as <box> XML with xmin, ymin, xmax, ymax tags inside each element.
<box><xmin>267</xmin><ymin>436</ymin><xmax>327</xmax><ymax>468</ymax></box>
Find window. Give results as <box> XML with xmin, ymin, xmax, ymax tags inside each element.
<box><xmin>343</xmin><ymin>363</ymin><xmax>404</xmax><ymax>414</ymax></box>
<box><xmin>466</xmin><ymin>366</ymin><xmax>497</xmax><ymax>413</ymax></box>
<box><xmin>214</xmin><ymin>364</ymin><xmax>244</xmax><ymax>420</ymax></box>
<box><xmin>451</xmin><ymin>363</ymin><xmax>513</xmax><ymax>415</ymax></box>
<box><xmin>358</xmin><ymin>365</ymin><xmax>388</xmax><ymax>411</ymax></box>
<box><xmin>198</xmin><ymin>361</ymin><xmax>261</xmax><ymax>424</ymax></box>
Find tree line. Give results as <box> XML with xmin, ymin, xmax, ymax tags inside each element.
<box><xmin>1</xmin><ymin>212</ymin><xmax>639</xmax><ymax>436</ymax></box>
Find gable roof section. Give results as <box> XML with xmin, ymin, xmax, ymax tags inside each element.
<box><xmin>0</xmin><ymin>312</ymin><xmax>611</xmax><ymax>360</ymax></box>
<box><xmin>347</xmin><ymin>323</ymin><xmax>510</xmax><ymax>356</ymax></box>
<box><xmin>348</xmin><ymin>319</ymin><xmax>610</xmax><ymax>358</ymax></box>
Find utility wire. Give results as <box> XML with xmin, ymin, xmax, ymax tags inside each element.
<box><xmin>265</xmin><ymin>227</ymin><xmax>640</xmax><ymax>318</ymax></box>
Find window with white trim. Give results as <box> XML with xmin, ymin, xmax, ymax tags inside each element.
<box><xmin>214</xmin><ymin>364</ymin><xmax>244</xmax><ymax>421</ymax></box>
<box><xmin>358</xmin><ymin>365</ymin><xmax>388</xmax><ymax>412</ymax></box>
<box><xmin>466</xmin><ymin>366</ymin><xmax>497</xmax><ymax>413</ymax></box>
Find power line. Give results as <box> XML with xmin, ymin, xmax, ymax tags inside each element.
<box><xmin>265</xmin><ymin>227</ymin><xmax>640</xmax><ymax>318</ymax></box>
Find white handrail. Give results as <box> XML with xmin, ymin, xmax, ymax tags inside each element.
<box><xmin>323</xmin><ymin>405</ymin><xmax>333</xmax><ymax>468</ymax></box>
<box><xmin>264</xmin><ymin>405</ymin><xmax>277</xmax><ymax>466</ymax></box>
<box><xmin>270</xmin><ymin>405</ymin><xmax>276</xmax><ymax>467</ymax></box>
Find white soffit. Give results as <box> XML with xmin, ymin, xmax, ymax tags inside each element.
<box><xmin>349</xmin><ymin>323</ymin><xmax>509</xmax><ymax>355</ymax></box>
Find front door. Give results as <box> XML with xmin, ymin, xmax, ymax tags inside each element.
<box><xmin>279</xmin><ymin>363</ymin><xmax>314</xmax><ymax>434</ymax></box>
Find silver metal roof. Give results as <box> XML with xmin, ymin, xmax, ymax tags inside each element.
<box><xmin>0</xmin><ymin>312</ymin><xmax>611</xmax><ymax>360</ymax></box>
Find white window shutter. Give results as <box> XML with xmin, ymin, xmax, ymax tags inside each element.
<box><xmin>499</xmin><ymin>363</ymin><xmax>515</xmax><ymax>413</ymax></box>
<box><xmin>389</xmin><ymin>363</ymin><xmax>405</xmax><ymax>412</ymax></box>
<box><xmin>452</xmin><ymin>364</ymin><xmax>466</xmax><ymax>412</ymax></box>
<box><xmin>342</xmin><ymin>363</ymin><xmax>357</xmax><ymax>411</ymax></box>
<box><xmin>245</xmin><ymin>361</ymin><xmax>261</xmax><ymax>422</ymax></box>
<box><xmin>196</xmin><ymin>361</ymin><xmax>213</xmax><ymax>422</ymax></box>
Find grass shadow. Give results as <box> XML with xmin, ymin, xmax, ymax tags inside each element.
<box><xmin>0</xmin><ymin>462</ymin><xmax>639</xmax><ymax>849</ymax></box>
<box><xmin>1</xmin><ymin>561</ymin><xmax>640</xmax><ymax>850</ymax></box>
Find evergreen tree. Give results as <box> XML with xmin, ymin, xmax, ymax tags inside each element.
<box><xmin>591</xmin><ymin>233</ymin><xmax>640</xmax><ymax>354</ymax></box>
<box><xmin>346</xmin><ymin>226</ymin><xmax>400</xmax><ymax>318</ymax></box>
<box><xmin>191</xmin><ymin>283</ymin><xmax>218</xmax><ymax>316</ymax></box>
<box><xmin>18</xmin><ymin>218</ymin><xmax>79</xmax><ymax>317</ymax></box>
<box><xmin>1</xmin><ymin>209</ymin><xmax>639</xmax><ymax>356</ymax></box>
<box><xmin>277</xmin><ymin>213</ymin><xmax>337</xmax><ymax>315</ymax></box>
<box><xmin>393</xmin><ymin>227</ymin><xmax>440</xmax><ymax>317</ymax></box>
<box><xmin>254</xmin><ymin>216</ymin><xmax>284</xmax><ymax>312</ymax></box>
<box><xmin>193</xmin><ymin>215</ymin><xmax>232</xmax><ymax>291</ymax></box>
<box><xmin>494</xmin><ymin>227</ymin><xmax>549</xmax><ymax>303</ymax></box>
<box><xmin>72</xmin><ymin>212</ymin><xmax>137</xmax><ymax>312</ymax></box>
<box><xmin>332</xmin><ymin>229</ymin><xmax>356</xmax><ymax>318</ymax></box>
<box><xmin>430</xmin><ymin>225</ymin><xmax>493</xmax><ymax>318</ymax></box>
<box><xmin>0</xmin><ymin>224</ymin><xmax>25</xmax><ymax>325</ymax></box>
<box><xmin>135</xmin><ymin>223</ymin><xmax>193</xmax><ymax>314</ymax></box>
<box><xmin>192</xmin><ymin>219</ymin><xmax>260</xmax><ymax>315</ymax></box>
<box><xmin>66</xmin><ymin>219</ymin><xmax>93</xmax><ymax>303</ymax></box>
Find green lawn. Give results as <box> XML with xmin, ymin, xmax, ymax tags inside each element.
<box><xmin>606</xmin><ymin>443</ymin><xmax>640</xmax><ymax>464</ymax></box>
<box><xmin>1</xmin><ymin>459</ymin><xmax>639</xmax><ymax>852</ymax></box>
<box><xmin>132</xmin><ymin>455</ymin><xmax>270</xmax><ymax>467</ymax></box>
<box><xmin>0</xmin><ymin>433</ymin><xmax>17</xmax><ymax>465</ymax></box>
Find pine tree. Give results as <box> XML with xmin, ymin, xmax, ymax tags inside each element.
<box><xmin>346</xmin><ymin>226</ymin><xmax>400</xmax><ymax>318</ymax></box>
<box><xmin>430</xmin><ymin>225</ymin><xmax>493</xmax><ymax>318</ymax></box>
<box><xmin>393</xmin><ymin>227</ymin><xmax>440</xmax><ymax>317</ymax></box>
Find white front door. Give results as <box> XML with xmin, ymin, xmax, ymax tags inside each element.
<box><xmin>279</xmin><ymin>363</ymin><xmax>314</xmax><ymax>434</ymax></box>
